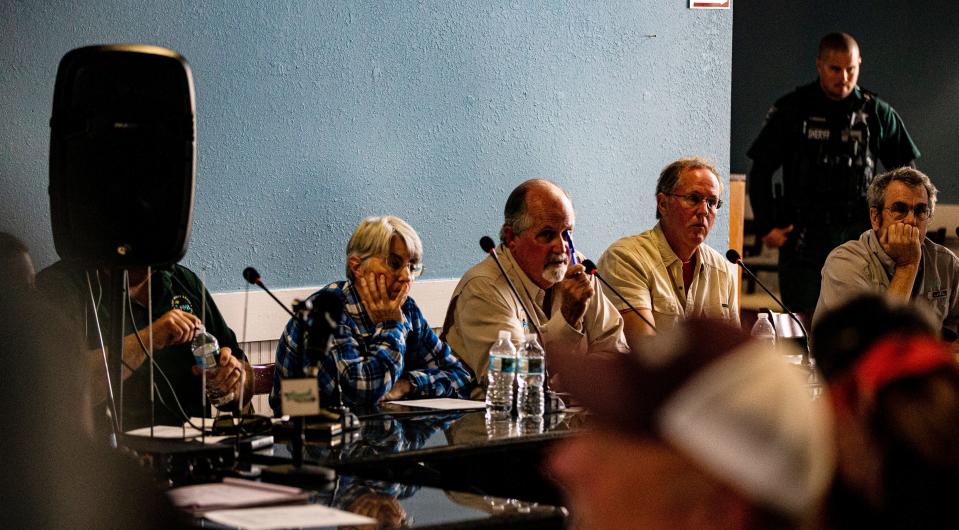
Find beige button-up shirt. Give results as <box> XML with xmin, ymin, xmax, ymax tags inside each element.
<box><xmin>596</xmin><ymin>223</ymin><xmax>740</xmax><ymax>332</ymax></box>
<box><xmin>442</xmin><ymin>245</ymin><xmax>628</xmax><ymax>396</ymax></box>
<box><xmin>815</xmin><ymin>229</ymin><xmax>959</xmax><ymax>336</ymax></box>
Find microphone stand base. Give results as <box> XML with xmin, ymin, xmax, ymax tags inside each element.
<box><xmin>328</xmin><ymin>406</ymin><xmax>361</xmax><ymax>431</ymax></box>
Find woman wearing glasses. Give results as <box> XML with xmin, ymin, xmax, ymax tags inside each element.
<box><xmin>815</xmin><ymin>167</ymin><xmax>959</xmax><ymax>340</ymax></box>
<box><xmin>271</xmin><ymin>216</ymin><xmax>473</xmax><ymax>412</ymax></box>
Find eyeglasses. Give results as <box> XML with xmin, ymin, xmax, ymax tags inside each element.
<box><xmin>386</xmin><ymin>254</ymin><xmax>424</xmax><ymax>278</ymax></box>
<box><xmin>882</xmin><ymin>202</ymin><xmax>931</xmax><ymax>221</ymax></box>
<box><xmin>668</xmin><ymin>193</ymin><xmax>723</xmax><ymax>210</ymax></box>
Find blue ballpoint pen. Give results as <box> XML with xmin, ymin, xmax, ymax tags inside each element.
<box><xmin>563</xmin><ymin>229</ymin><xmax>577</xmax><ymax>265</ymax></box>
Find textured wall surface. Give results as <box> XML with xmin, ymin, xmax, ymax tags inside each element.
<box><xmin>731</xmin><ymin>0</ymin><xmax>959</xmax><ymax>202</ymax></box>
<box><xmin>1</xmin><ymin>1</ymin><xmax>732</xmax><ymax>292</ymax></box>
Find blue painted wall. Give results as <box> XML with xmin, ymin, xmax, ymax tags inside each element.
<box><xmin>1</xmin><ymin>1</ymin><xmax>733</xmax><ymax>292</ymax></box>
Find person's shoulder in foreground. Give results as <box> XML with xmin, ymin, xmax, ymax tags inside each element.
<box><xmin>549</xmin><ymin>317</ymin><xmax>834</xmax><ymax>530</ymax></box>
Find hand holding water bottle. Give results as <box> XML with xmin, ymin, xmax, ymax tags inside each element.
<box><xmin>191</xmin><ymin>326</ymin><xmax>242</xmax><ymax>406</ymax></box>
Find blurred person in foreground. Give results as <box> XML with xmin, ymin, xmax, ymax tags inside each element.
<box><xmin>1</xmin><ymin>239</ymin><xmax>184</xmax><ymax>528</ymax></box>
<box><xmin>812</xmin><ymin>294</ymin><xmax>959</xmax><ymax>529</ymax></box>
<box><xmin>0</xmin><ymin>232</ymin><xmax>35</xmax><ymax>291</ymax></box>
<box><xmin>548</xmin><ymin>318</ymin><xmax>834</xmax><ymax>530</ymax></box>
<box><xmin>271</xmin><ymin>216</ymin><xmax>473</xmax><ymax>413</ymax></box>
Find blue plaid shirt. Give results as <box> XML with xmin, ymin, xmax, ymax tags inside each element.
<box><xmin>270</xmin><ymin>281</ymin><xmax>474</xmax><ymax>413</ymax></box>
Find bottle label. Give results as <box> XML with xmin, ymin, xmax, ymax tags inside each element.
<box><xmin>526</xmin><ymin>357</ymin><xmax>544</xmax><ymax>374</ymax></box>
<box><xmin>193</xmin><ymin>343</ymin><xmax>218</xmax><ymax>368</ymax></box>
<box><xmin>490</xmin><ymin>355</ymin><xmax>516</xmax><ymax>373</ymax></box>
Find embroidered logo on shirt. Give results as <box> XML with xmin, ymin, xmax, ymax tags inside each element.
<box><xmin>172</xmin><ymin>295</ymin><xmax>194</xmax><ymax>314</ymax></box>
<box><xmin>929</xmin><ymin>289</ymin><xmax>948</xmax><ymax>299</ymax></box>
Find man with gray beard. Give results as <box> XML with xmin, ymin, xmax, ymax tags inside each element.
<box><xmin>442</xmin><ymin>179</ymin><xmax>628</xmax><ymax>397</ymax></box>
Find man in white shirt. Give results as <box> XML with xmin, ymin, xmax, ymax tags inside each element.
<box><xmin>597</xmin><ymin>157</ymin><xmax>739</xmax><ymax>352</ymax></box>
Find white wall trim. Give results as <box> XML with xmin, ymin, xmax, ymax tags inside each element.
<box><xmin>212</xmin><ymin>279</ymin><xmax>460</xmax><ymax>343</ymax></box>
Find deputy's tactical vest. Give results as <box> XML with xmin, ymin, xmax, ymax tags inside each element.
<box><xmin>791</xmin><ymin>90</ymin><xmax>876</xmax><ymax>226</ymax></box>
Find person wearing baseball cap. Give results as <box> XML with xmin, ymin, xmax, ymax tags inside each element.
<box><xmin>548</xmin><ymin>318</ymin><xmax>835</xmax><ymax>529</ymax></box>
<box><xmin>812</xmin><ymin>293</ymin><xmax>959</xmax><ymax>529</ymax></box>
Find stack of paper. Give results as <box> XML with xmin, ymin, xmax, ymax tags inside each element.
<box><xmin>167</xmin><ymin>477</ymin><xmax>310</xmax><ymax>516</ymax></box>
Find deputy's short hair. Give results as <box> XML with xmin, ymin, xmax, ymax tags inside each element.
<box><xmin>818</xmin><ymin>32</ymin><xmax>859</xmax><ymax>58</ymax></box>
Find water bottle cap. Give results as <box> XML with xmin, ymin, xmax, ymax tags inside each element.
<box><xmin>497</xmin><ymin>330</ymin><xmax>511</xmax><ymax>341</ymax></box>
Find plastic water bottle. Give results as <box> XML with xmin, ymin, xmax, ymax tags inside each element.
<box><xmin>486</xmin><ymin>330</ymin><xmax>517</xmax><ymax>417</ymax></box>
<box><xmin>191</xmin><ymin>326</ymin><xmax>235</xmax><ymax>406</ymax></box>
<box><xmin>484</xmin><ymin>412</ymin><xmax>514</xmax><ymax>439</ymax></box>
<box><xmin>516</xmin><ymin>332</ymin><xmax>545</xmax><ymax>419</ymax></box>
<box><xmin>750</xmin><ymin>313</ymin><xmax>777</xmax><ymax>348</ymax></box>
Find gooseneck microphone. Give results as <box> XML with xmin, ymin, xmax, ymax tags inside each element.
<box><xmin>725</xmin><ymin>249</ymin><xmax>810</xmax><ymax>353</ymax></box>
<box><xmin>243</xmin><ymin>266</ymin><xmax>297</xmax><ymax>320</ymax></box>
<box><xmin>581</xmin><ymin>259</ymin><xmax>657</xmax><ymax>333</ymax></box>
<box><xmin>480</xmin><ymin>236</ymin><xmax>542</xmax><ymax>337</ymax></box>
<box><xmin>481</xmin><ymin>237</ymin><xmax>566</xmax><ymax>411</ymax></box>
<box><xmin>244</xmin><ymin>266</ymin><xmax>343</xmax><ymax>482</ymax></box>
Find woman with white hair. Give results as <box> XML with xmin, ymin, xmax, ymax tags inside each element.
<box><xmin>271</xmin><ymin>216</ymin><xmax>473</xmax><ymax>411</ymax></box>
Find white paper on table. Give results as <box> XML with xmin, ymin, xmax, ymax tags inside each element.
<box><xmin>125</xmin><ymin>425</ymin><xmax>202</xmax><ymax>438</ymax></box>
<box><xmin>386</xmin><ymin>398</ymin><xmax>486</xmax><ymax>410</ymax></box>
<box><xmin>167</xmin><ymin>477</ymin><xmax>309</xmax><ymax>515</ymax></box>
<box><xmin>205</xmin><ymin>505</ymin><xmax>376</xmax><ymax>529</ymax></box>
<box><xmin>186</xmin><ymin>417</ymin><xmax>224</xmax><ymax>431</ymax></box>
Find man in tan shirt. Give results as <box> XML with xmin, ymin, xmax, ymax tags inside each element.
<box><xmin>442</xmin><ymin>179</ymin><xmax>628</xmax><ymax>396</ymax></box>
<box><xmin>597</xmin><ymin>157</ymin><xmax>739</xmax><ymax>353</ymax></box>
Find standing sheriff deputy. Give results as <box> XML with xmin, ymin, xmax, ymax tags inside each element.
<box><xmin>746</xmin><ymin>32</ymin><xmax>920</xmax><ymax>316</ymax></box>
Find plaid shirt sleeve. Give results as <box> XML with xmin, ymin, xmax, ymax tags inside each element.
<box><xmin>320</xmin><ymin>314</ymin><xmax>413</xmax><ymax>405</ymax></box>
<box><xmin>271</xmin><ymin>285</ymin><xmax>474</xmax><ymax>412</ymax></box>
<box><xmin>269</xmin><ymin>314</ymin><xmax>304</xmax><ymax>415</ymax></box>
<box><xmin>403</xmin><ymin>300</ymin><xmax>475</xmax><ymax>399</ymax></box>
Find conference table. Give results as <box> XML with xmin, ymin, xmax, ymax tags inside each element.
<box><xmin>234</xmin><ymin>404</ymin><xmax>582</xmax><ymax>528</ymax></box>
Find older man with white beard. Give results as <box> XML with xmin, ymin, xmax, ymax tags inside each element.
<box><xmin>442</xmin><ymin>179</ymin><xmax>628</xmax><ymax>397</ymax></box>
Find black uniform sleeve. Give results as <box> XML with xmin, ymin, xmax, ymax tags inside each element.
<box><xmin>874</xmin><ymin>100</ymin><xmax>921</xmax><ymax>170</ymax></box>
<box><xmin>746</xmin><ymin>100</ymin><xmax>789</xmax><ymax>237</ymax></box>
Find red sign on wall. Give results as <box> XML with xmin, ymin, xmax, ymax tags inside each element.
<box><xmin>690</xmin><ymin>0</ymin><xmax>730</xmax><ymax>8</ymax></box>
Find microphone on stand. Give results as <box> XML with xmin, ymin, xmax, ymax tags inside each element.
<box><xmin>303</xmin><ymin>291</ymin><xmax>358</xmax><ymax>431</ymax></box>
<box><xmin>724</xmin><ymin>249</ymin><xmax>811</xmax><ymax>356</ymax></box>
<box><xmin>581</xmin><ymin>259</ymin><xmax>657</xmax><ymax>333</ymax></box>
<box><xmin>479</xmin><ymin>236</ymin><xmax>541</xmax><ymax>337</ymax></box>
<box><xmin>243</xmin><ymin>267</ymin><xmax>297</xmax><ymax>320</ymax></box>
<box><xmin>479</xmin><ymin>236</ymin><xmax>565</xmax><ymax>412</ymax></box>
<box><xmin>243</xmin><ymin>266</ymin><xmax>340</xmax><ymax>485</ymax></box>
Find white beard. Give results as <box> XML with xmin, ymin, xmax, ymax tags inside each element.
<box><xmin>542</xmin><ymin>262</ymin><xmax>568</xmax><ymax>284</ymax></box>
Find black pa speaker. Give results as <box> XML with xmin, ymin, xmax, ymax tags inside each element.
<box><xmin>49</xmin><ymin>44</ymin><xmax>196</xmax><ymax>267</ymax></box>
